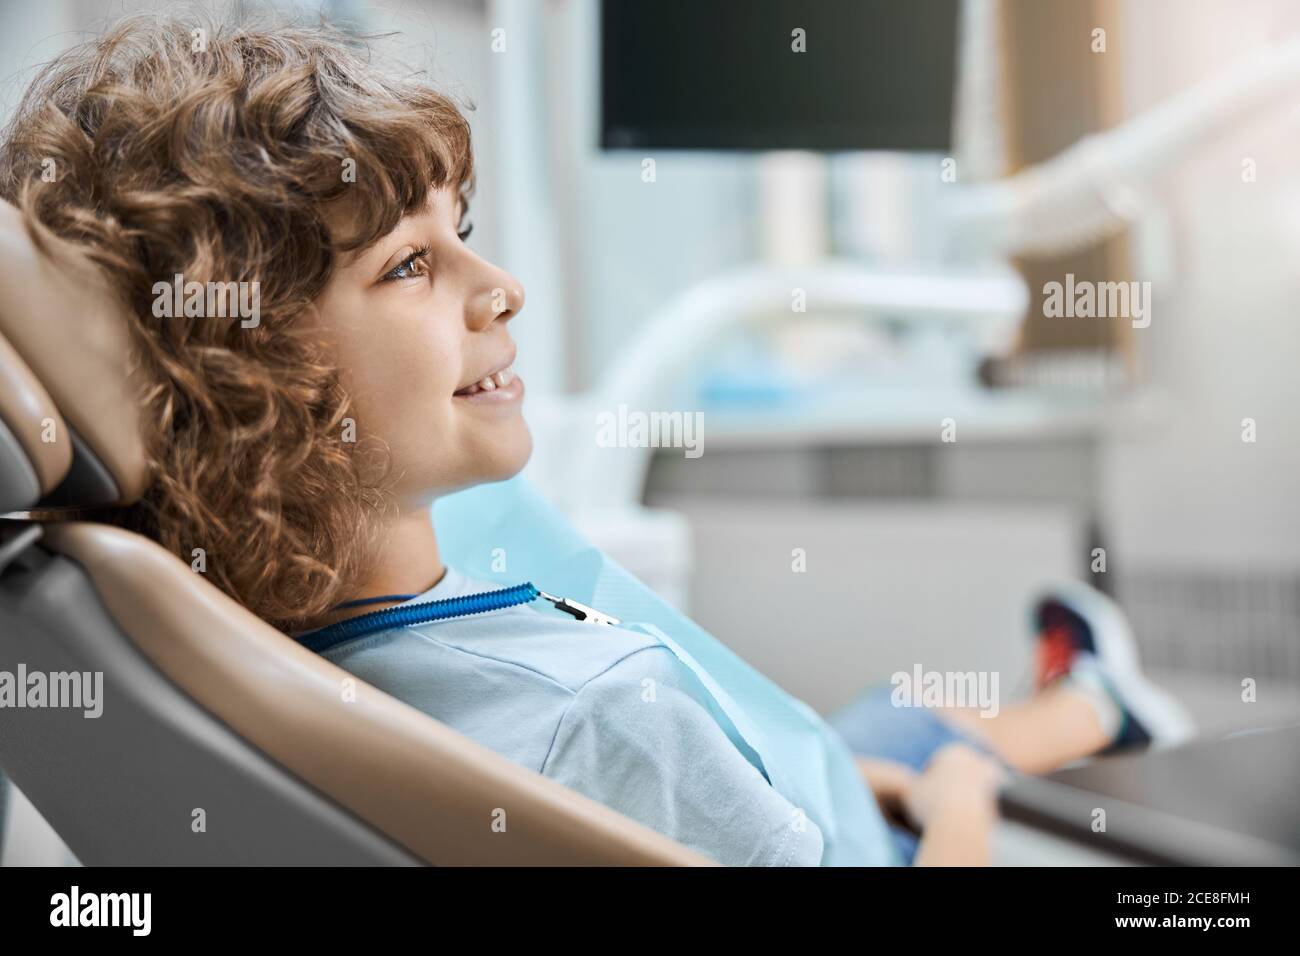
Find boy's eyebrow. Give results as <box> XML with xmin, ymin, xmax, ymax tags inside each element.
<box><xmin>329</xmin><ymin>212</ymin><xmax>419</xmax><ymax>271</ymax></box>
<box><xmin>328</xmin><ymin>187</ymin><xmax>466</xmax><ymax>274</ymax></box>
<box><xmin>328</xmin><ymin>238</ymin><xmax>375</xmax><ymax>274</ymax></box>
<box><xmin>327</xmin><ymin>234</ymin><xmax>399</xmax><ymax>277</ymax></box>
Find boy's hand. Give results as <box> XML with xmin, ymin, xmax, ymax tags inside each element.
<box><xmin>855</xmin><ymin>757</ymin><xmax>919</xmax><ymax>829</ymax></box>
<box><xmin>903</xmin><ymin>743</ymin><xmax>1005</xmax><ymax>829</ymax></box>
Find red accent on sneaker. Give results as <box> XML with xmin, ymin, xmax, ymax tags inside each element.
<box><xmin>1035</xmin><ymin>624</ymin><xmax>1078</xmax><ymax>691</ymax></box>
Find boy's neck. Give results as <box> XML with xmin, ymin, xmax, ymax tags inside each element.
<box><xmin>348</xmin><ymin>510</ymin><xmax>447</xmax><ymax>606</ymax></box>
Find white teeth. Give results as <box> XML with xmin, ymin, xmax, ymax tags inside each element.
<box><xmin>457</xmin><ymin>365</ymin><xmax>514</xmax><ymax>396</ymax></box>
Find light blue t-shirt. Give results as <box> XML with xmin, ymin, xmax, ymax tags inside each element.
<box><xmin>321</xmin><ymin>566</ymin><xmax>824</xmax><ymax>866</ymax></box>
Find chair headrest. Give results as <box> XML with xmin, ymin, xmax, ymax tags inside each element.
<box><xmin>0</xmin><ymin>199</ymin><xmax>147</xmax><ymax>510</ymax></box>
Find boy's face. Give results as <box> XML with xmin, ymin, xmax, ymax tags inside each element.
<box><xmin>313</xmin><ymin>187</ymin><xmax>531</xmax><ymax>507</ymax></box>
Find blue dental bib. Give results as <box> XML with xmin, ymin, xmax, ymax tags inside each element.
<box><xmin>433</xmin><ymin>476</ymin><xmax>899</xmax><ymax>867</ymax></box>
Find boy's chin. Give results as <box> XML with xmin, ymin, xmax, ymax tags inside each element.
<box><xmin>476</xmin><ymin>429</ymin><xmax>534</xmax><ymax>485</ymax></box>
<box><xmin>425</xmin><ymin>426</ymin><xmax>533</xmax><ymax>499</ymax></box>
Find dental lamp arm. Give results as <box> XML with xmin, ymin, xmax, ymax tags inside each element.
<box><xmin>562</xmin><ymin>261</ymin><xmax>1026</xmax><ymax>510</ymax></box>
<box><xmin>947</xmin><ymin>33</ymin><xmax>1300</xmax><ymax>258</ymax></box>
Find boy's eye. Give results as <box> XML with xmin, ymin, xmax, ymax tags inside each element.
<box><xmin>457</xmin><ymin>221</ymin><xmax>473</xmax><ymax>242</ymax></box>
<box><xmin>383</xmin><ymin>246</ymin><xmax>430</xmax><ymax>282</ymax></box>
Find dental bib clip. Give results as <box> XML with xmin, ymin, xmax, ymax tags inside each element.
<box><xmin>536</xmin><ymin>589</ymin><xmax>622</xmax><ymax>627</ymax></box>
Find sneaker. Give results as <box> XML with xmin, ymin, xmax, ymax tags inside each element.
<box><xmin>1031</xmin><ymin>581</ymin><xmax>1195</xmax><ymax>752</ymax></box>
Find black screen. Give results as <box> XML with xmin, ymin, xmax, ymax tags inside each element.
<box><xmin>600</xmin><ymin>0</ymin><xmax>959</xmax><ymax>152</ymax></box>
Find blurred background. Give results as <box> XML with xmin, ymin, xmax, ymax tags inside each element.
<box><xmin>3</xmin><ymin>0</ymin><xmax>1300</xmax><ymax>859</ymax></box>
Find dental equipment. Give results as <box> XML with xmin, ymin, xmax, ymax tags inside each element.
<box><xmin>947</xmin><ymin>33</ymin><xmax>1300</xmax><ymax>258</ymax></box>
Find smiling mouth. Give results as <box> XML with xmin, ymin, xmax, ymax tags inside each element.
<box><xmin>453</xmin><ymin>365</ymin><xmax>515</xmax><ymax>396</ymax></box>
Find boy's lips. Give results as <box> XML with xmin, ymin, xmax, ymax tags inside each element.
<box><xmin>454</xmin><ymin>346</ymin><xmax>517</xmax><ymax>394</ymax></box>
<box><xmin>452</xmin><ymin>373</ymin><xmax>524</xmax><ymax>405</ymax></box>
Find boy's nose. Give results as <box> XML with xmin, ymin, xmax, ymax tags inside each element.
<box><xmin>466</xmin><ymin>262</ymin><xmax>525</xmax><ymax>329</ymax></box>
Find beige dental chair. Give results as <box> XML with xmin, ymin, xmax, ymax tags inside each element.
<box><xmin>0</xmin><ymin>199</ymin><xmax>708</xmax><ymax>866</ymax></box>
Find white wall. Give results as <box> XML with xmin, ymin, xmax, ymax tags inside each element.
<box><xmin>0</xmin><ymin>1</ymin><xmax>75</xmax><ymax>125</ymax></box>
<box><xmin>1102</xmin><ymin>0</ymin><xmax>1300</xmax><ymax>572</ymax></box>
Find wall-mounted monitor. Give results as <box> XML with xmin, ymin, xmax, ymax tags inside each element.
<box><xmin>600</xmin><ymin>0</ymin><xmax>960</xmax><ymax>152</ymax></box>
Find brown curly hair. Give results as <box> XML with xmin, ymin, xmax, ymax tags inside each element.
<box><xmin>0</xmin><ymin>14</ymin><xmax>474</xmax><ymax>630</ymax></box>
